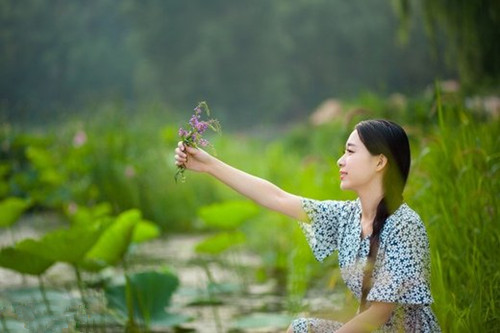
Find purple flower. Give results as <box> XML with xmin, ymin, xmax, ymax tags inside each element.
<box><xmin>176</xmin><ymin>101</ymin><xmax>221</xmax><ymax>183</ymax></box>
<box><xmin>196</xmin><ymin>121</ymin><xmax>208</xmax><ymax>133</ymax></box>
<box><xmin>178</xmin><ymin>128</ymin><xmax>189</xmax><ymax>138</ymax></box>
<box><xmin>189</xmin><ymin>115</ymin><xmax>199</xmax><ymax>128</ymax></box>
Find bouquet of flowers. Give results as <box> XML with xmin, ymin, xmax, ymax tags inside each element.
<box><xmin>175</xmin><ymin>101</ymin><xmax>221</xmax><ymax>183</ymax></box>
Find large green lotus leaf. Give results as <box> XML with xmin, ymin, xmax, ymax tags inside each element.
<box><xmin>0</xmin><ymin>247</ymin><xmax>53</xmax><ymax>275</ymax></box>
<box><xmin>80</xmin><ymin>209</ymin><xmax>141</xmax><ymax>271</ymax></box>
<box><xmin>194</xmin><ymin>231</ymin><xmax>246</xmax><ymax>255</ymax></box>
<box><xmin>132</xmin><ymin>220</ymin><xmax>160</xmax><ymax>243</ymax></box>
<box><xmin>16</xmin><ymin>223</ymin><xmax>104</xmax><ymax>264</ymax></box>
<box><xmin>0</xmin><ymin>197</ymin><xmax>31</xmax><ymax>228</ymax></box>
<box><xmin>104</xmin><ymin>269</ymin><xmax>188</xmax><ymax>327</ymax></box>
<box><xmin>197</xmin><ymin>200</ymin><xmax>259</xmax><ymax>229</ymax></box>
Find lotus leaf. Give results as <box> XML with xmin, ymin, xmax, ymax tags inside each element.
<box><xmin>197</xmin><ymin>200</ymin><xmax>259</xmax><ymax>229</ymax></box>
<box><xmin>16</xmin><ymin>223</ymin><xmax>104</xmax><ymax>264</ymax></box>
<box><xmin>0</xmin><ymin>197</ymin><xmax>31</xmax><ymax>228</ymax></box>
<box><xmin>0</xmin><ymin>247</ymin><xmax>53</xmax><ymax>275</ymax></box>
<box><xmin>194</xmin><ymin>231</ymin><xmax>246</xmax><ymax>255</ymax></box>
<box><xmin>132</xmin><ymin>220</ymin><xmax>160</xmax><ymax>243</ymax></box>
<box><xmin>81</xmin><ymin>209</ymin><xmax>141</xmax><ymax>271</ymax></box>
<box><xmin>104</xmin><ymin>269</ymin><xmax>189</xmax><ymax>328</ymax></box>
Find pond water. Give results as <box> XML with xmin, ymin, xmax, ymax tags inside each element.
<box><xmin>0</xmin><ymin>214</ymin><xmax>346</xmax><ymax>332</ymax></box>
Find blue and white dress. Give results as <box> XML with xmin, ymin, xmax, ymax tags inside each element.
<box><xmin>292</xmin><ymin>198</ymin><xmax>441</xmax><ymax>332</ymax></box>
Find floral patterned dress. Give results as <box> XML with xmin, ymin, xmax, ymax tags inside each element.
<box><xmin>292</xmin><ymin>198</ymin><xmax>441</xmax><ymax>332</ymax></box>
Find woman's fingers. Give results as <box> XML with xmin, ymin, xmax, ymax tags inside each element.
<box><xmin>174</xmin><ymin>142</ymin><xmax>202</xmax><ymax>168</ymax></box>
<box><xmin>175</xmin><ymin>143</ymin><xmax>188</xmax><ymax>166</ymax></box>
<box><xmin>175</xmin><ymin>146</ymin><xmax>186</xmax><ymax>157</ymax></box>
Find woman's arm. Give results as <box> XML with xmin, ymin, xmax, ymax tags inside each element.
<box><xmin>336</xmin><ymin>302</ymin><xmax>395</xmax><ymax>333</ymax></box>
<box><xmin>174</xmin><ymin>142</ymin><xmax>308</xmax><ymax>221</ymax></box>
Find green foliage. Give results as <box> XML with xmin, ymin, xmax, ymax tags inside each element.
<box><xmin>0</xmin><ymin>126</ymin><xmax>97</xmax><ymax>208</ymax></box>
<box><xmin>394</xmin><ymin>0</ymin><xmax>500</xmax><ymax>89</ymax></box>
<box><xmin>1</xmin><ymin>0</ymin><xmax>452</xmax><ymax>127</ymax></box>
<box><xmin>67</xmin><ymin>202</ymin><xmax>112</xmax><ymax>226</ymax></box>
<box><xmin>16</xmin><ymin>223</ymin><xmax>105</xmax><ymax>264</ymax></box>
<box><xmin>195</xmin><ymin>231</ymin><xmax>246</xmax><ymax>255</ymax></box>
<box><xmin>132</xmin><ymin>220</ymin><xmax>160</xmax><ymax>244</ymax></box>
<box><xmin>194</xmin><ymin>201</ymin><xmax>257</xmax><ymax>255</ymax></box>
<box><xmin>198</xmin><ymin>200</ymin><xmax>260</xmax><ymax>230</ymax></box>
<box><xmin>81</xmin><ymin>209</ymin><xmax>141</xmax><ymax>272</ymax></box>
<box><xmin>1</xmin><ymin>86</ymin><xmax>498</xmax><ymax>331</ymax></box>
<box><xmin>0</xmin><ymin>197</ymin><xmax>31</xmax><ymax>228</ymax></box>
<box><xmin>104</xmin><ymin>269</ymin><xmax>190</xmax><ymax>330</ymax></box>
<box><xmin>0</xmin><ymin>247</ymin><xmax>53</xmax><ymax>276</ymax></box>
<box><xmin>409</xmin><ymin>89</ymin><xmax>500</xmax><ymax>331</ymax></box>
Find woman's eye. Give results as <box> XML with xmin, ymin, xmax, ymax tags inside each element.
<box><xmin>345</xmin><ymin>149</ymin><xmax>354</xmax><ymax>154</ymax></box>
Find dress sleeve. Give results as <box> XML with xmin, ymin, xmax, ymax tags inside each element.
<box><xmin>367</xmin><ymin>213</ymin><xmax>433</xmax><ymax>304</ymax></box>
<box><xmin>298</xmin><ymin>198</ymin><xmax>351</xmax><ymax>262</ymax></box>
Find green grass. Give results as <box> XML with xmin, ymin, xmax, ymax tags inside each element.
<box><xmin>409</xmin><ymin>106</ymin><xmax>500</xmax><ymax>331</ymax></box>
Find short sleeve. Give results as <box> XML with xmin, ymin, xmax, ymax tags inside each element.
<box><xmin>298</xmin><ymin>198</ymin><xmax>353</xmax><ymax>262</ymax></box>
<box><xmin>368</xmin><ymin>211</ymin><xmax>433</xmax><ymax>304</ymax></box>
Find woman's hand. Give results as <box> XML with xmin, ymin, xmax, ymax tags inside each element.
<box><xmin>174</xmin><ymin>141</ymin><xmax>213</xmax><ymax>173</ymax></box>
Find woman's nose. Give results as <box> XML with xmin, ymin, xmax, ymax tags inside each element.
<box><xmin>337</xmin><ymin>154</ymin><xmax>345</xmax><ymax>167</ymax></box>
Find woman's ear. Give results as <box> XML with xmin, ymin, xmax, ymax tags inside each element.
<box><xmin>376</xmin><ymin>154</ymin><xmax>388</xmax><ymax>171</ymax></box>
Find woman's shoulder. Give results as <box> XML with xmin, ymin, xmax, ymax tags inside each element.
<box><xmin>383</xmin><ymin>203</ymin><xmax>428</xmax><ymax>238</ymax></box>
<box><xmin>301</xmin><ymin>197</ymin><xmax>358</xmax><ymax>211</ymax></box>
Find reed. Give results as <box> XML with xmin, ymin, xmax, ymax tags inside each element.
<box><xmin>409</xmin><ymin>90</ymin><xmax>500</xmax><ymax>331</ymax></box>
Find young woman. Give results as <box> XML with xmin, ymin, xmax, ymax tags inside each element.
<box><xmin>174</xmin><ymin>119</ymin><xmax>441</xmax><ymax>332</ymax></box>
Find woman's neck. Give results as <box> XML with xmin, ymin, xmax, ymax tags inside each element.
<box><xmin>357</xmin><ymin>183</ymin><xmax>384</xmax><ymax>222</ymax></box>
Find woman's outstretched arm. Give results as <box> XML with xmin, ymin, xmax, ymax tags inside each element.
<box><xmin>174</xmin><ymin>142</ymin><xmax>307</xmax><ymax>221</ymax></box>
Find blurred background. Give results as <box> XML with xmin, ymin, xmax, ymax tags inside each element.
<box><xmin>1</xmin><ymin>0</ymin><xmax>460</xmax><ymax>127</ymax></box>
<box><xmin>0</xmin><ymin>0</ymin><xmax>499</xmax><ymax>332</ymax></box>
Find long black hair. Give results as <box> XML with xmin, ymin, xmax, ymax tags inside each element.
<box><xmin>355</xmin><ymin>119</ymin><xmax>411</xmax><ymax>311</ymax></box>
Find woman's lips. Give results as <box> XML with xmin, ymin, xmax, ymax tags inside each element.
<box><xmin>340</xmin><ymin>171</ymin><xmax>347</xmax><ymax>180</ymax></box>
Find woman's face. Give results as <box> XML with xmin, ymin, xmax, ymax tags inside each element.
<box><xmin>337</xmin><ymin>130</ymin><xmax>381</xmax><ymax>192</ymax></box>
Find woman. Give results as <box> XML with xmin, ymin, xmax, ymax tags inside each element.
<box><xmin>174</xmin><ymin>119</ymin><xmax>441</xmax><ymax>332</ymax></box>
